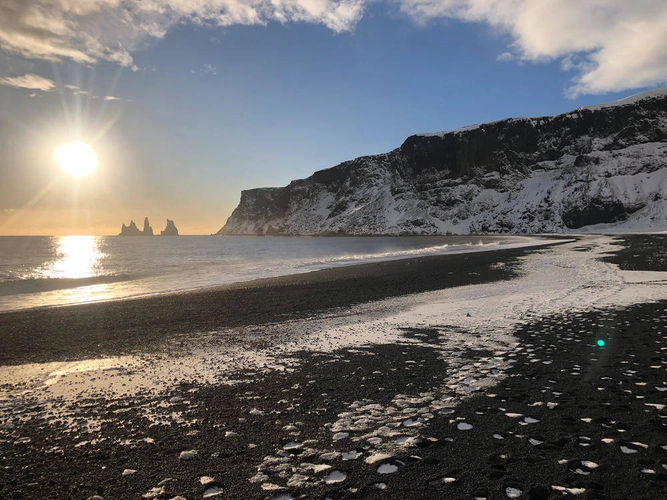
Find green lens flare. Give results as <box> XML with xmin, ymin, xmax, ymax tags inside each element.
<box><xmin>597</xmin><ymin>339</ymin><xmax>605</xmax><ymax>347</ymax></box>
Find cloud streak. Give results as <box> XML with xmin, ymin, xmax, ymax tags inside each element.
<box><xmin>0</xmin><ymin>73</ymin><xmax>55</xmax><ymax>91</ymax></box>
<box><xmin>0</xmin><ymin>1</ymin><xmax>666</xmax><ymax>96</ymax></box>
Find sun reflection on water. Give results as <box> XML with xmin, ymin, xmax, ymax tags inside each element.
<box><xmin>44</xmin><ymin>235</ymin><xmax>105</xmax><ymax>279</ymax></box>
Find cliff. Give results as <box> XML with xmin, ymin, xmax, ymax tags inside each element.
<box><xmin>217</xmin><ymin>87</ymin><xmax>667</xmax><ymax>235</ymax></box>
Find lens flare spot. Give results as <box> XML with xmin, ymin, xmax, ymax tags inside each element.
<box><xmin>597</xmin><ymin>339</ymin><xmax>605</xmax><ymax>347</ymax></box>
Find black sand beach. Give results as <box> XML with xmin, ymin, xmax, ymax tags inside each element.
<box><xmin>1</xmin><ymin>237</ymin><xmax>666</xmax><ymax>500</ymax></box>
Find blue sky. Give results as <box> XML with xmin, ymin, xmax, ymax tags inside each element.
<box><xmin>1</xmin><ymin>1</ymin><xmax>666</xmax><ymax>235</ymax></box>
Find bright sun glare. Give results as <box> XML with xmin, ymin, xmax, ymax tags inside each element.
<box><xmin>54</xmin><ymin>141</ymin><xmax>98</xmax><ymax>178</ymax></box>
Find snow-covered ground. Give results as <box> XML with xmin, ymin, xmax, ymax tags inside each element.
<box><xmin>582</xmin><ymin>87</ymin><xmax>667</xmax><ymax>111</ymax></box>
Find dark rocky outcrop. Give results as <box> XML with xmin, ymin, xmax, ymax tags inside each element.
<box><xmin>119</xmin><ymin>218</ymin><xmax>154</xmax><ymax>236</ymax></box>
<box><xmin>119</xmin><ymin>220</ymin><xmax>143</xmax><ymax>236</ymax></box>
<box><xmin>218</xmin><ymin>88</ymin><xmax>667</xmax><ymax>235</ymax></box>
<box><xmin>160</xmin><ymin>219</ymin><xmax>179</xmax><ymax>236</ymax></box>
<box><xmin>143</xmin><ymin>217</ymin><xmax>154</xmax><ymax>236</ymax></box>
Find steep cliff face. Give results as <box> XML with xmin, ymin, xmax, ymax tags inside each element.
<box><xmin>218</xmin><ymin>88</ymin><xmax>667</xmax><ymax>235</ymax></box>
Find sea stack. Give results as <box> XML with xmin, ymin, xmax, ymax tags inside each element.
<box><xmin>119</xmin><ymin>220</ymin><xmax>143</xmax><ymax>236</ymax></box>
<box><xmin>119</xmin><ymin>218</ymin><xmax>155</xmax><ymax>236</ymax></box>
<box><xmin>161</xmin><ymin>219</ymin><xmax>179</xmax><ymax>236</ymax></box>
<box><xmin>143</xmin><ymin>217</ymin><xmax>154</xmax><ymax>236</ymax></box>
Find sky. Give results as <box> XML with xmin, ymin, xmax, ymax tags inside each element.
<box><xmin>1</xmin><ymin>1</ymin><xmax>666</xmax><ymax>235</ymax></box>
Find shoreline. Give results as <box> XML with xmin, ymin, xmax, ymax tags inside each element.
<box><xmin>0</xmin><ymin>234</ymin><xmax>558</xmax><ymax>316</ymax></box>
<box><xmin>1</xmin><ymin>235</ymin><xmax>667</xmax><ymax>499</ymax></box>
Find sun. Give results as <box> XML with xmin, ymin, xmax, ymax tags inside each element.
<box><xmin>54</xmin><ymin>141</ymin><xmax>98</xmax><ymax>178</ymax></box>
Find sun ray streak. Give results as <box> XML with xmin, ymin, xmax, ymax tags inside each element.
<box><xmin>0</xmin><ymin>177</ymin><xmax>62</xmax><ymax>234</ymax></box>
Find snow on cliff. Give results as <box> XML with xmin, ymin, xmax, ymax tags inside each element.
<box><xmin>219</xmin><ymin>88</ymin><xmax>667</xmax><ymax>235</ymax></box>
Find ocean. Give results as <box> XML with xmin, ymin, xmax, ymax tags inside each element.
<box><xmin>0</xmin><ymin>235</ymin><xmax>532</xmax><ymax>312</ymax></box>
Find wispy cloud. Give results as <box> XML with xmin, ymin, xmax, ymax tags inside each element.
<box><xmin>103</xmin><ymin>95</ymin><xmax>120</xmax><ymax>101</ymax></box>
<box><xmin>0</xmin><ymin>73</ymin><xmax>55</xmax><ymax>91</ymax></box>
<box><xmin>0</xmin><ymin>0</ymin><xmax>364</xmax><ymax>69</ymax></box>
<box><xmin>203</xmin><ymin>64</ymin><xmax>217</xmax><ymax>75</ymax></box>
<box><xmin>191</xmin><ymin>64</ymin><xmax>219</xmax><ymax>76</ymax></box>
<box><xmin>496</xmin><ymin>52</ymin><xmax>515</xmax><ymax>62</ymax></box>
<box><xmin>397</xmin><ymin>0</ymin><xmax>667</xmax><ymax>96</ymax></box>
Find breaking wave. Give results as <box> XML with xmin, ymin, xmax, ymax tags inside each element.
<box><xmin>296</xmin><ymin>241</ymin><xmax>499</xmax><ymax>270</ymax></box>
<box><xmin>0</xmin><ymin>274</ymin><xmax>136</xmax><ymax>297</ymax></box>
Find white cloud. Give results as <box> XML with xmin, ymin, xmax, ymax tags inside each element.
<box><xmin>1</xmin><ymin>1</ymin><xmax>666</xmax><ymax>97</ymax></box>
<box><xmin>0</xmin><ymin>0</ymin><xmax>364</xmax><ymax>69</ymax></box>
<box><xmin>103</xmin><ymin>95</ymin><xmax>120</xmax><ymax>100</ymax></box>
<box><xmin>0</xmin><ymin>73</ymin><xmax>55</xmax><ymax>91</ymax></box>
<box><xmin>496</xmin><ymin>51</ymin><xmax>515</xmax><ymax>62</ymax></box>
<box><xmin>203</xmin><ymin>64</ymin><xmax>217</xmax><ymax>75</ymax></box>
<box><xmin>397</xmin><ymin>0</ymin><xmax>667</xmax><ymax>96</ymax></box>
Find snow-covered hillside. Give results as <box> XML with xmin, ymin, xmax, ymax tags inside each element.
<box><xmin>218</xmin><ymin>88</ymin><xmax>667</xmax><ymax>235</ymax></box>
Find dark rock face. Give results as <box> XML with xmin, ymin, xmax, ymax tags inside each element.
<box><xmin>119</xmin><ymin>218</ymin><xmax>155</xmax><ymax>236</ymax></box>
<box><xmin>562</xmin><ymin>199</ymin><xmax>645</xmax><ymax>229</ymax></box>
<box><xmin>119</xmin><ymin>220</ymin><xmax>143</xmax><ymax>236</ymax></box>
<box><xmin>143</xmin><ymin>217</ymin><xmax>154</xmax><ymax>236</ymax></box>
<box><xmin>160</xmin><ymin>219</ymin><xmax>179</xmax><ymax>236</ymax></box>
<box><xmin>218</xmin><ymin>89</ymin><xmax>667</xmax><ymax>235</ymax></box>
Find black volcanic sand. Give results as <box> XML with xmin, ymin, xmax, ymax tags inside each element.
<box><xmin>2</xmin><ymin>238</ymin><xmax>667</xmax><ymax>500</ymax></box>
<box><xmin>602</xmin><ymin>234</ymin><xmax>667</xmax><ymax>271</ymax></box>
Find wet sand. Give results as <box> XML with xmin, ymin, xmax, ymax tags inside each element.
<box><xmin>1</xmin><ymin>236</ymin><xmax>666</xmax><ymax>500</ymax></box>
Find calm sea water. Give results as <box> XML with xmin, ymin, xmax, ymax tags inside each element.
<box><xmin>0</xmin><ymin>235</ymin><xmax>527</xmax><ymax>312</ymax></box>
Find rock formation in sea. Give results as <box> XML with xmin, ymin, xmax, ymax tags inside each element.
<box><xmin>143</xmin><ymin>217</ymin><xmax>154</xmax><ymax>236</ymax></box>
<box><xmin>160</xmin><ymin>219</ymin><xmax>179</xmax><ymax>236</ymax></box>
<box><xmin>119</xmin><ymin>218</ymin><xmax>154</xmax><ymax>236</ymax></box>
<box><xmin>217</xmin><ymin>87</ymin><xmax>667</xmax><ymax>235</ymax></box>
<box><xmin>119</xmin><ymin>220</ymin><xmax>143</xmax><ymax>236</ymax></box>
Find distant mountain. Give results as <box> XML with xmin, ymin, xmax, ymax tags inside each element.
<box><xmin>218</xmin><ymin>88</ymin><xmax>667</xmax><ymax>235</ymax></box>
